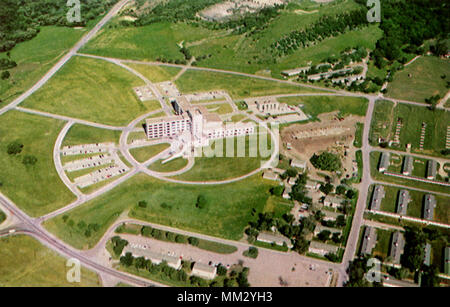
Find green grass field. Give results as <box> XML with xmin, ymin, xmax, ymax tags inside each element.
<box><xmin>0</xmin><ymin>26</ymin><xmax>91</xmax><ymax>105</ymax></box>
<box><xmin>0</xmin><ymin>209</ymin><xmax>5</xmax><ymax>224</ymax></box>
<box><xmin>369</xmin><ymin>100</ymin><xmax>395</xmax><ymax>145</ymax></box>
<box><xmin>175</xmin><ymin>70</ymin><xmax>324</xmax><ymax>99</ymax></box>
<box><xmin>391</xmin><ymin>104</ymin><xmax>449</xmax><ymax>157</ymax></box>
<box><xmin>205</xmin><ymin>103</ymin><xmax>233</xmax><ymax>115</ymax></box>
<box><xmin>82</xmin><ymin>20</ymin><xmax>219</xmax><ymax>61</ymax></box>
<box><xmin>44</xmin><ymin>173</ymin><xmax>277</xmax><ymax>249</ymax></box>
<box><xmin>130</xmin><ymin>143</ymin><xmax>170</xmax><ymax>163</ymax></box>
<box><xmin>174</xmin><ymin>135</ymin><xmax>271</xmax><ymax>182</ymax></box>
<box><xmin>0</xmin><ymin>235</ymin><xmax>101</xmax><ymax>287</ymax></box>
<box><xmin>372</xmin><ymin>229</ymin><xmax>392</xmax><ymax>260</ymax></box>
<box><xmin>0</xmin><ymin>111</ymin><xmax>75</xmax><ymax>217</ymax></box>
<box><xmin>22</xmin><ymin>56</ymin><xmax>161</xmax><ymax>126</ymax></box>
<box><xmin>278</xmin><ymin>95</ymin><xmax>368</xmax><ymax>118</ymax></box>
<box><xmin>386</xmin><ymin>56</ymin><xmax>450</xmax><ymax>103</ymax></box>
<box><xmin>62</xmin><ymin>124</ymin><xmax>122</xmax><ymax>147</ymax></box>
<box><xmin>354</xmin><ymin>123</ymin><xmax>364</xmax><ymax>148</ymax></box>
<box><xmin>125</xmin><ymin>63</ymin><xmax>181</xmax><ymax>82</ymax></box>
<box><xmin>370</xmin><ymin>101</ymin><xmax>449</xmax><ymax>157</ymax></box>
<box><xmin>148</xmin><ymin>157</ymin><xmax>188</xmax><ymax>173</ymax></box>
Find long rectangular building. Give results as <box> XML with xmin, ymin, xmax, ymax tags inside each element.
<box><xmin>379</xmin><ymin>152</ymin><xmax>390</xmax><ymax>172</ymax></box>
<box><xmin>370</xmin><ymin>185</ymin><xmax>385</xmax><ymax>211</ymax></box>
<box><xmin>423</xmin><ymin>194</ymin><xmax>436</xmax><ymax>220</ymax></box>
<box><xmin>396</xmin><ymin>190</ymin><xmax>410</xmax><ymax>215</ymax></box>
<box><xmin>360</xmin><ymin>226</ymin><xmax>377</xmax><ymax>256</ymax></box>
<box><xmin>389</xmin><ymin>231</ymin><xmax>405</xmax><ymax>264</ymax></box>
<box><xmin>402</xmin><ymin>156</ymin><xmax>413</xmax><ymax>176</ymax></box>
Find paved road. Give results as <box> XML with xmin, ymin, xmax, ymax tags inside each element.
<box><xmin>0</xmin><ymin>1</ymin><xmax>445</xmax><ymax>286</ymax></box>
<box><xmin>0</xmin><ymin>193</ymin><xmax>161</xmax><ymax>287</ymax></box>
<box><xmin>0</xmin><ymin>0</ymin><xmax>131</xmax><ymax>117</ymax></box>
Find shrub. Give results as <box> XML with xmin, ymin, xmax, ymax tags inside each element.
<box><xmin>7</xmin><ymin>141</ymin><xmax>23</xmax><ymax>155</ymax></box>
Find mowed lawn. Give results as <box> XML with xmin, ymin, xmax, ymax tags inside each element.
<box><xmin>175</xmin><ymin>70</ymin><xmax>324</xmax><ymax>100</ymax></box>
<box><xmin>0</xmin><ymin>235</ymin><xmax>101</xmax><ymax>287</ymax></box>
<box><xmin>62</xmin><ymin>124</ymin><xmax>122</xmax><ymax>147</ymax></box>
<box><xmin>130</xmin><ymin>143</ymin><xmax>170</xmax><ymax>163</ymax></box>
<box><xmin>44</xmin><ymin>173</ymin><xmax>276</xmax><ymax>249</ymax></box>
<box><xmin>22</xmin><ymin>56</ymin><xmax>161</xmax><ymax>126</ymax></box>
<box><xmin>0</xmin><ymin>111</ymin><xmax>76</xmax><ymax>217</ymax></box>
<box><xmin>386</xmin><ymin>56</ymin><xmax>450</xmax><ymax>103</ymax></box>
<box><xmin>0</xmin><ymin>26</ymin><xmax>91</xmax><ymax>105</ymax></box>
<box><xmin>391</xmin><ymin>104</ymin><xmax>449</xmax><ymax>157</ymax></box>
<box><xmin>125</xmin><ymin>64</ymin><xmax>181</xmax><ymax>83</ymax></box>
<box><xmin>174</xmin><ymin>135</ymin><xmax>272</xmax><ymax>182</ymax></box>
<box><xmin>278</xmin><ymin>95</ymin><xmax>368</xmax><ymax>117</ymax></box>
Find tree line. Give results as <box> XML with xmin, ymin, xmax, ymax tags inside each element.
<box><xmin>270</xmin><ymin>9</ymin><xmax>368</xmax><ymax>57</ymax></box>
<box><xmin>0</xmin><ymin>0</ymin><xmax>119</xmax><ymax>52</ymax></box>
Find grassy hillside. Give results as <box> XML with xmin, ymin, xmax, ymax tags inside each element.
<box><xmin>0</xmin><ymin>111</ymin><xmax>76</xmax><ymax>217</ymax></box>
<box><xmin>22</xmin><ymin>56</ymin><xmax>161</xmax><ymax>126</ymax></box>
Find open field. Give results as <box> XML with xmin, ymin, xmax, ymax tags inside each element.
<box><xmin>148</xmin><ymin>157</ymin><xmax>189</xmax><ymax>173</ymax></box>
<box><xmin>369</xmin><ymin>100</ymin><xmax>394</xmax><ymax>145</ymax></box>
<box><xmin>82</xmin><ymin>21</ymin><xmax>220</xmax><ymax>61</ymax></box>
<box><xmin>175</xmin><ymin>70</ymin><xmax>325</xmax><ymax>99</ymax></box>
<box><xmin>174</xmin><ymin>135</ymin><xmax>272</xmax><ymax>181</ymax></box>
<box><xmin>390</xmin><ymin>104</ymin><xmax>449</xmax><ymax>157</ymax></box>
<box><xmin>386</xmin><ymin>56</ymin><xmax>450</xmax><ymax>103</ymax></box>
<box><xmin>62</xmin><ymin>124</ymin><xmax>122</xmax><ymax>147</ymax></box>
<box><xmin>44</xmin><ymin>173</ymin><xmax>277</xmax><ymax>249</ymax></box>
<box><xmin>0</xmin><ymin>235</ymin><xmax>101</xmax><ymax>287</ymax></box>
<box><xmin>278</xmin><ymin>95</ymin><xmax>368</xmax><ymax>118</ymax></box>
<box><xmin>125</xmin><ymin>63</ymin><xmax>181</xmax><ymax>82</ymax></box>
<box><xmin>205</xmin><ymin>103</ymin><xmax>233</xmax><ymax>115</ymax></box>
<box><xmin>0</xmin><ymin>26</ymin><xmax>92</xmax><ymax>105</ymax></box>
<box><xmin>130</xmin><ymin>143</ymin><xmax>170</xmax><ymax>163</ymax></box>
<box><xmin>0</xmin><ymin>111</ymin><xmax>75</xmax><ymax>217</ymax></box>
<box><xmin>192</xmin><ymin>25</ymin><xmax>382</xmax><ymax>76</ymax></box>
<box><xmin>22</xmin><ymin>56</ymin><xmax>161</xmax><ymax>126</ymax></box>
<box><xmin>370</xmin><ymin>102</ymin><xmax>449</xmax><ymax>157</ymax></box>
<box><xmin>370</xmin><ymin>152</ymin><xmax>450</xmax><ymax>195</ymax></box>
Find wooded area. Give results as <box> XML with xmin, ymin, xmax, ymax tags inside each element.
<box><xmin>0</xmin><ymin>0</ymin><xmax>119</xmax><ymax>52</ymax></box>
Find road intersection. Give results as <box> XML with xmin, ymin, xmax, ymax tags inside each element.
<box><xmin>0</xmin><ymin>0</ymin><xmax>448</xmax><ymax>288</ymax></box>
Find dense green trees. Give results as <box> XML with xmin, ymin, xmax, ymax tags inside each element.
<box><xmin>372</xmin><ymin>0</ymin><xmax>449</xmax><ymax>67</ymax></box>
<box><xmin>310</xmin><ymin>152</ymin><xmax>342</xmax><ymax>172</ymax></box>
<box><xmin>6</xmin><ymin>141</ymin><xmax>23</xmax><ymax>155</ymax></box>
<box><xmin>271</xmin><ymin>9</ymin><xmax>368</xmax><ymax>57</ymax></box>
<box><xmin>0</xmin><ymin>0</ymin><xmax>119</xmax><ymax>52</ymax></box>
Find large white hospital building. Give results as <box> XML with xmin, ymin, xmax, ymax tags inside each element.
<box><xmin>146</xmin><ymin>99</ymin><xmax>255</xmax><ymax>147</ymax></box>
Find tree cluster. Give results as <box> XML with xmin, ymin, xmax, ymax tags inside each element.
<box><xmin>310</xmin><ymin>152</ymin><xmax>342</xmax><ymax>172</ymax></box>
<box><xmin>0</xmin><ymin>0</ymin><xmax>119</xmax><ymax>52</ymax></box>
<box><xmin>271</xmin><ymin>9</ymin><xmax>367</xmax><ymax>57</ymax></box>
<box><xmin>371</xmin><ymin>0</ymin><xmax>449</xmax><ymax>67</ymax></box>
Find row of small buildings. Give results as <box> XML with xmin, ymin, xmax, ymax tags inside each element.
<box><xmin>360</xmin><ymin>227</ymin><xmax>450</xmax><ymax>275</ymax></box>
<box><xmin>378</xmin><ymin>152</ymin><xmax>438</xmax><ymax>180</ymax></box>
<box><xmin>124</xmin><ymin>246</ymin><xmax>217</xmax><ymax>280</ymax></box>
<box><xmin>369</xmin><ymin>184</ymin><xmax>437</xmax><ymax>221</ymax></box>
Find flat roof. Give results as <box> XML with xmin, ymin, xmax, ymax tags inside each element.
<box><xmin>309</xmin><ymin>241</ymin><xmax>339</xmax><ymax>253</ymax></box>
